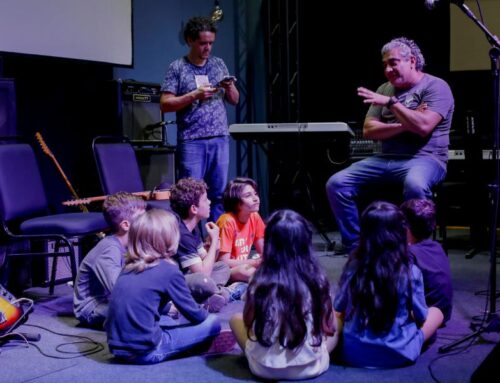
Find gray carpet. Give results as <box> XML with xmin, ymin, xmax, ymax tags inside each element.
<box><xmin>1</xmin><ymin>230</ymin><xmax>499</xmax><ymax>383</ymax></box>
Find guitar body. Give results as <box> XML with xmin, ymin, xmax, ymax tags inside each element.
<box><xmin>150</xmin><ymin>190</ymin><xmax>171</xmax><ymax>201</ymax></box>
<box><xmin>0</xmin><ymin>296</ymin><xmax>21</xmax><ymax>332</ymax></box>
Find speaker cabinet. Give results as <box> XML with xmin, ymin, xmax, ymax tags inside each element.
<box><xmin>114</xmin><ymin>80</ymin><xmax>164</xmax><ymax>144</ymax></box>
<box><xmin>0</xmin><ymin>78</ymin><xmax>17</xmax><ymax>136</ymax></box>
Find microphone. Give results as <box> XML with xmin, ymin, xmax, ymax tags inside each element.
<box><xmin>2</xmin><ymin>332</ymin><xmax>41</xmax><ymax>342</ymax></box>
<box><xmin>143</xmin><ymin>121</ymin><xmax>176</xmax><ymax>132</ymax></box>
<box><xmin>19</xmin><ymin>332</ymin><xmax>41</xmax><ymax>342</ymax></box>
<box><xmin>424</xmin><ymin>0</ymin><xmax>463</xmax><ymax>10</ymax></box>
<box><xmin>424</xmin><ymin>0</ymin><xmax>438</xmax><ymax>9</ymax></box>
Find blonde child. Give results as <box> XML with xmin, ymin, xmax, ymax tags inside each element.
<box><xmin>105</xmin><ymin>209</ymin><xmax>226</xmax><ymax>364</ymax></box>
<box><xmin>73</xmin><ymin>192</ymin><xmax>146</xmax><ymax>328</ymax></box>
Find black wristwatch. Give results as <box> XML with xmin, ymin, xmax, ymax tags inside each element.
<box><xmin>386</xmin><ymin>96</ymin><xmax>399</xmax><ymax>108</ymax></box>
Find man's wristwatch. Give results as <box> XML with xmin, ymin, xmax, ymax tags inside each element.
<box><xmin>386</xmin><ymin>96</ymin><xmax>399</xmax><ymax>108</ymax></box>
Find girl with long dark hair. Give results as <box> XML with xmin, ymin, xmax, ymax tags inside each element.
<box><xmin>229</xmin><ymin>209</ymin><xmax>338</xmax><ymax>379</ymax></box>
<box><xmin>334</xmin><ymin>201</ymin><xmax>443</xmax><ymax>368</ymax></box>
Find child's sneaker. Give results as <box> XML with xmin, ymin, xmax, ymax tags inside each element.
<box><xmin>225</xmin><ymin>282</ymin><xmax>248</xmax><ymax>302</ymax></box>
<box><xmin>167</xmin><ymin>303</ymin><xmax>180</xmax><ymax>319</ymax></box>
<box><xmin>204</xmin><ymin>330</ymin><xmax>237</xmax><ymax>354</ymax></box>
<box><xmin>204</xmin><ymin>293</ymin><xmax>227</xmax><ymax>313</ymax></box>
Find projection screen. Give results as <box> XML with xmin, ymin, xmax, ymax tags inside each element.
<box><xmin>0</xmin><ymin>0</ymin><xmax>132</xmax><ymax>65</ymax></box>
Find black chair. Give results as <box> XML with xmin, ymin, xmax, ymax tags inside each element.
<box><xmin>0</xmin><ymin>140</ymin><xmax>109</xmax><ymax>294</ymax></box>
<box><xmin>92</xmin><ymin>136</ymin><xmax>171</xmax><ymax>211</ymax></box>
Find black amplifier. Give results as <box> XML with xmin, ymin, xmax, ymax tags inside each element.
<box><xmin>120</xmin><ymin>80</ymin><xmax>161</xmax><ymax>103</ymax></box>
<box><xmin>115</xmin><ymin>79</ymin><xmax>164</xmax><ymax>145</ymax></box>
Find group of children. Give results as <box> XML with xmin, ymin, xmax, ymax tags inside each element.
<box><xmin>73</xmin><ymin>175</ymin><xmax>453</xmax><ymax>378</ymax></box>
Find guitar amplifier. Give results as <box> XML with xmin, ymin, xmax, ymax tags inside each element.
<box><xmin>114</xmin><ymin>80</ymin><xmax>166</xmax><ymax>145</ymax></box>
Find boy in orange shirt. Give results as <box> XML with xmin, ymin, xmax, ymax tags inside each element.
<box><xmin>216</xmin><ymin>178</ymin><xmax>265</xmax><ymax>282</ymax></box>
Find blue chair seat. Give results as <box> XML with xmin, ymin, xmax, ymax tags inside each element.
<box><xmin>20</xmin><ymin>213</ymin><xmax>108</xmax><ymax>236</ymax></box>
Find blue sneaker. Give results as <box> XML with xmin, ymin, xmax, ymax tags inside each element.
<box><xmin>225</xmin><ymin>282</ymin><xmax>248</xmax><ymax>302</ymax></box>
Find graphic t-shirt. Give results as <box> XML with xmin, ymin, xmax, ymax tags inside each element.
<box><xmin>216</xmin><ymin>212</ymin><xmax>265</xmax><ymax>259</ymax></box>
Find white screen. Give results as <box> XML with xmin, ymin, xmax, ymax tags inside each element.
<box><xmin>0</xmin><ymin>0</ymin><xmax>132</xmax><ymax>65</ymax></box>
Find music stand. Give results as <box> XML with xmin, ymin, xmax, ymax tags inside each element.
<box><xmin>439</xmin><ymin>0</ymin><xmax>500</xmax><ymax>353</ymax></box>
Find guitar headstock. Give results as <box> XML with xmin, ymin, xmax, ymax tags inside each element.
<box><xmin>35</xmin><ymin>132</ymin><xmax>54</xmax><ymax>158</ymax></box>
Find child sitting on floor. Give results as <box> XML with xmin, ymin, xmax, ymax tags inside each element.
<box><xmin>169</xmin><ymin>177</ymin><xmax>234</xmax><ymax>312</ymax></box>
<box><xmin>105</xmin><ymin>209</ymin><xmax>228</xmax><ymax>364</ymax></box>
<box><xmin>216</xmin><ymin>177</ymin><xmax>265</xmax><ymax>282</ymax></box>
<box><xmin>73</xmin><ymin>192</ymin><xmax>146</xmax><ymax>328</ymax></box>
<box><xmin>401</xmin><ymin>198</ymin><xmax>453</xmax><ymax>323</ymax></box>
<box><xmin>334</xmin><ymin>201</ymin><xmax>443</xmax><ymax>368</ymax></box>
<box><xmin>230</xmin><ymin>209</ymin><xmax>338</xmax><ymax>380</ymax></box>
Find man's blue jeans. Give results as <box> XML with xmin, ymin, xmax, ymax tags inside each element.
<box><xmin>124</xmin><ymin>314</ymin><xmax>221</xmax><ymax>364</ymax></box>
<box><xmin>177</xmin><ymin>136</ymin><xmax>229</xmax><ymax>222</ymax></box>
<box><xmin>325</xmin><ymin>155</ymin><xmax>446</xmax><ymax>251</ymax></box>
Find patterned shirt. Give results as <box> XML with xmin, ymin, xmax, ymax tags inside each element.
<box><xmin>161</xmin><ymin>56</ymin><xmax>230</xmax><ymax>141</ymax></box>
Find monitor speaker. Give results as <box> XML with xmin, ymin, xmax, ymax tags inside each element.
<box><xmin>471</xmin><ymin>342</ymin><xmax>500</xmax><ymax>382</ymax></box>
<box><xmin>0</xmin><ymin>78</ymin><xmax>17</xmax><ymax>136</ymax></box>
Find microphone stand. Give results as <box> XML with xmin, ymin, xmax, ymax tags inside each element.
<box><xmin>143</xmin><ymin>120</ymin><xmax>176</xmax><ymax>147</ymax></box>
<box><xmin>439</xmin><ymin>1</ymin><xmax>500</xmax><ymax>353</ymax></box>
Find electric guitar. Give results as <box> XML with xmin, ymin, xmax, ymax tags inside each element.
<box><xmin>62</xmin><ymin>189</ymin><xmax>171</xmax><ymax>207</ymax></box>
<box><xmin>0</xmin><ymin>286</ymin><xmax>21</xmax><ymax>333</ymax></box>
<box><xmin>35</xmin><ymin>132</ymin><xmax>89</xmax><ymax>213</ymax></box>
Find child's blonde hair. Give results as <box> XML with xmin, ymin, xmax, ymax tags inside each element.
<box><xmin>125</xmin><ymin>209</ymin><xmax>180</xmax><ymax>273</ymax></box>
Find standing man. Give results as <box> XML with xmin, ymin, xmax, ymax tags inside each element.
<box><xmin>326</xmin><ymin>37</ymin><xmax>454</xmax><ymax>255</ymax></box>
<box><xmin>160</xmin><ymin>16</ymin><xmax>239</xmax><ymax>222</ymax></box>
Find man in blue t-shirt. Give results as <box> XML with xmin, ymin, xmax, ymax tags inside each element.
<box><xmin>326</xmin><ymin>37</ymin><xmax>454</xmax><ymax>255</ymax></box>
<box><xmin>160</xmin><ymin>16</ymin><xmax>239</xmax><ymax>222</ymax></box>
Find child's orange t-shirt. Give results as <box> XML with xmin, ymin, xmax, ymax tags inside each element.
<box><xmin>216</xmin><ymin>212</ymin><xmax>265</xmax><ymax>259</ymax></box>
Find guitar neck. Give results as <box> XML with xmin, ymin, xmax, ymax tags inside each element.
<box><xmin>62</xmin><ymin>190</ymin><xmax>170</xmax><ymax>207</ymax></box>
<box><xmin>35</xmin><ymin>132</ymin><xmax>88</xmax><ymax>212</ymax></box>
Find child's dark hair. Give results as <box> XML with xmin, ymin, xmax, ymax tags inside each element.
<box><xmin>400</xmin><ymin>198</ymin><xmax>436</xmax><ymax>241</ymax></box>
<box><xmin>169</xmin><ymin>178</ymin><xmax>208</xmax><ymax>219</ymax></box>
<box><xmin>183</xmin><ymin>16</ymin><xmax>217</xmax><ymax>43</ymax></box>
<box><xmin>340</xmin><ymin>201</ymin><xmax>411</xmax><ymax>333</ymax></box>
<box><xmin>103</xmin><ymin>191</ymin><xmax>146</xmax><ymax>232</ymax></box>
<box><xmin>243</xmin><ymin>209</ymin><xmax>334</xmax><ymax>349</ymax></box>
<box><xmin>223</xmin><ymin>177</ymin><xmax>258</xmax><ymax>214</ymax></box>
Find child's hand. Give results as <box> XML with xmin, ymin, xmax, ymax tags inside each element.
<box><xmin>250</xmin><ymin>257</ymin><xmax>262</xmax><ymax>267</ymax></box>
<box><xmin>205</xmin><ymin>222</ymin><xmax>220</xmax><ymax>246</ymax></box>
